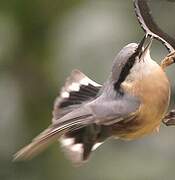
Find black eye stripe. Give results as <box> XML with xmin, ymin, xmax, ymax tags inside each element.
<box><xmin>113</xmin><ymin>35</ymin><xmax>147</xmax><ymax>93</ymax></box>
<box><xmin>114</xmin><ymin>51</ymin><xmax>138</xmax><ymax>91</ymax></box>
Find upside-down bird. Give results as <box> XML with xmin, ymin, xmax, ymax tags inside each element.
<box><xmin>14</xmin><ymin>0</ymin><xmax>175</xmax><ymax>165</ymax></box>
<box><xmin>14</xmin><ymin>35</ymin><xmax>175</xmax><ymax>165</ymax></box>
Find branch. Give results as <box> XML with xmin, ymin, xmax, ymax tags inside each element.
<box><xmin>134</xmin><ymin>0</ymin><xmax>175</xmax><ymax>53</ymax></box>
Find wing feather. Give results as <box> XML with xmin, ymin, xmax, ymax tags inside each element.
<box><xmin>13</xmin><ymin>114</ymin><xmax>92</xmax><ymax>161</ymax></box>
<box><xmin>53</xmin><ymin>69</ymin><xmax>101</xmax><ymax>121</ymax></box>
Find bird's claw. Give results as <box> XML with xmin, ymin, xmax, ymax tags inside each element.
<box><xmin>163</xmin><ymin>109</ymin><xmax>175</xmax><ymax>126</ymax></box>
<box><xmin>161</xmin><ymin>51</ymin><xmax>175</xmax><ymax>69</ymax></box>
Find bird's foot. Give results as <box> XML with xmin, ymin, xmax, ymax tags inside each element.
<box><xmin>161</xmin><ymin>51</ymin><xmax>175</xmax><ymax>69</ymax></box>
<box><xmin>163</xmin><ymin>109</ymin><xmax>175</xmax><ymax>126</ymax></box>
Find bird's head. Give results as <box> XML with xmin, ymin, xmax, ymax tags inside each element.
<box><xmin>112</xmin><ymin>35</ymin><xmax>154</xmax><ymax>91</ymax></box>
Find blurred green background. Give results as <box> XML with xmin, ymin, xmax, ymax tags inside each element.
<box><xmin>1</xmin><ymin>0</ymin><xmax>175</xmax><ymax>180</ymax></box>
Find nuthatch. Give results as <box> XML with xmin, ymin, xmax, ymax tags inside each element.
<box><xmin>14</xmin><ymin>35</ymin><xmax>173</xmax><ymax>165</ymax></box>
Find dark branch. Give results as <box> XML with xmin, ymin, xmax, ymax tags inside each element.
<box><xmin>134</xmin><ymin>0</ymin><xmax>175</xmax><ymax>52</ymax></box>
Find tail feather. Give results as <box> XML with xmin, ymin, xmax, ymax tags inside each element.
<box><xmin>13</xmin><ymin>127</ymin><xmax>58</xmax><ymax>161</ymax></box>
<box><xmin>13</xmin><ymin>115</ymin><xmax>92</xmax><ymax>161</ymax></box>
<box><xmin>60</xmin><ymin>126</ymin><xmax>104</xmax><ymax>166</ymax></box>
<box><xmin>13</xmin><ymin>70</ymin><xmax>101</xmax><ymax>162</ymax></box>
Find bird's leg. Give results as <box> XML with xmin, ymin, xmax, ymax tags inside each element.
<box><xmin>161</xmin><ymin>52</ymin><xmax>175</xmax><ymax>126</ymax></box>
<box><xmin>162</xmin><ymin>109</ymin><xmax>175</xmax><ymax>126</ymax></box>
<box><xmin>161</xmin><ymin>51</ymin><xmax>175</xmax><ymax>69</ymax></box>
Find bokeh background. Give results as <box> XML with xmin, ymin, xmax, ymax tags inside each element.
<box><xmin>1</xmin><ymin>0</ymin><xmax>175</xmax><ymax>180</ymax></box>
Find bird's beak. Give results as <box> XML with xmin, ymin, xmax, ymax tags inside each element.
<box><xmin>136</xmin><ymin>35</ymin><xmax>153</xmax><ymax>59</ymax></box>
<box><xmin>136</xmin><ymin>34</ymin><xmax>147</xmax><ymax>55</ymax></box>
<box><xmin>141</xmin><ymin>36</ymin><xmax>153</xmax><ymax>58</ymax></box>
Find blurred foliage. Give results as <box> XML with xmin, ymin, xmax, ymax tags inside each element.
<box><xmin>0</xmin><ymin>0</ymin><xmax>175</xmax><ymax>180</ymax></box>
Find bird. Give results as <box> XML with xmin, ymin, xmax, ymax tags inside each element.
<box><xmin>13</xmin><ymin>34</ymin><xmax>173</xmax><ymax>165</ymax></box>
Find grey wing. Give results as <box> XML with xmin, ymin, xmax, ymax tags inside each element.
<box><xmin>14</xmin><ymin>93</ymin><xmax>140</xmax><ymax>162</ymax></box>
<box><xmin>53</xmin><ymin>69</ymin><xmax>101</xmax><ymax>122</ymax></box>
<box><xmin>52</xmin><ymin>89</ymin><xmax>140</xmax><ymax>127</ymax></box>
<box><xmin>53</xmin><ymin>90</ymin><xmax>140</xmax><ymax>128</ymax></box>
<box><xmin>50</xmin><ymin>93</ymin><xmax>140</xmax><ymax>165</ymax></box>
<box><xmin>14</xmin><ymin>70</ymin><xmax>101</xmax><ymax>161</ymax></box>
<box><xmin>52</xmin><ymin>69</ymin><xmax>139</xmax><ymax>127</ymax></box>
<box><xmin>90</xmin><ymin>94</ymin><xmax>140</xmax><ymax>125</ymax></box>
<box><xmin>14</xmin><ymin>69</ymin><xmax>140</xmax><ymax>162</ymax></box>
